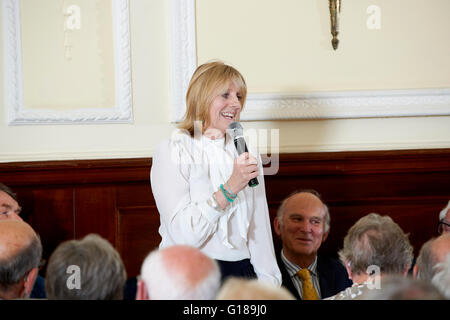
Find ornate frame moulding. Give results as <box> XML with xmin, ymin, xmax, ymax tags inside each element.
<box><xmin>2</xmin><ymin>0</ymin><xmax>133</xmax><ymax>125</ymax></box>
<box><xmin>170</xmin><ymin>0</ymin><xmax>450</xmax><ymax>122</ymax></box>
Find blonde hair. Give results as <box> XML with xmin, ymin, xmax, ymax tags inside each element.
<box><xmin>178</xmin><ymin>61</ymin><xmax>247</xmax><ymax>136</ymax></box>
<box><xmin>216</xmin><ymin>278</ymin><xmax>295</xmax><ymax>300</ymax></box>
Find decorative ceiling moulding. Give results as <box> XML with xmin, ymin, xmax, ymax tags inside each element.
<box><xmin>170</xmin><ymin>0</ymin><xmax>450</xmax><ymax>122</ymax></box>
<box><xmin>2</xmin><ymin>0</ymin><xmax>133</xmax><ymax>125</ymax></box>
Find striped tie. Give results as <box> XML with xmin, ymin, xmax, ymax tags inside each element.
<box><xmin>297</xmin><ymin>268</ymin><xmax>319</xmax><ymax>300</ymax></box>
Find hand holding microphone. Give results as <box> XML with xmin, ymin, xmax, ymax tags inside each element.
<box><xmin>227</xmin><ymin>122</ymin><xmax>259</xmax><ymax>192</ymax></box>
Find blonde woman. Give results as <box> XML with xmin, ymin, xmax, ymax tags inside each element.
<box><xmin>151</xmin><ymin>61</ymin><xmax>281</xmax><ymax>286</ymax></box>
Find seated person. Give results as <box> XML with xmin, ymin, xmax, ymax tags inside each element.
<box><xmin>136</xmin><ymin>245</ymin><xmax>221</xmax><ymax>300</ymax></box>
<box><xmin>0</xmin><ymin>220</ymin><xmax>42</xmax><ymax>299</ymax></box>
<box><xmin>327</xmin><ymin>213</ymin><xmax>413</xmax><ymax>300</ymax></box>
<box><xmin>45</xmin><ymin>233</ymin><xmax>126</xmax><ymax>299</ymax></box>
<box><xmin>273</xmin><ymin>190</ymin><xmax>352</xmax><ymax>300</ymax></box>
<box><xmin>0</xmin><ymin>183</ymin><xmax>45</xmax><ymax>298</ymax></box>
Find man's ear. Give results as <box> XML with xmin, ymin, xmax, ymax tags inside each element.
<box><xmin>136</xmin><ymin>278</ymin><xmax>149</xmax><ymax>300</ymax></box>
<box><xmin>273</xmin><ymin>217</ymin><xmax>281</xmax><ymax>237</ymax></box>
<box><xmin>24</xmin><ymin>267</ymin><xmax>38</xmax><ymax>296</ymax></box>
<box><xmin>344</xmin><ymin>260</ymin><xmax>353</xmax><ymax>281</ymax></box>
<box><xmin>412</xmin><ymin>264</ymin><xmax>419</xmax><ymax>279</ymax></box>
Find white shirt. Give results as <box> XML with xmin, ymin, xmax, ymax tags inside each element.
<box><xmin>150</xmin><ymin>130</ymin><xmax>281</xmax><ymax>286</ymax></box>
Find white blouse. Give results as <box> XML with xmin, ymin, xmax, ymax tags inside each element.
<box><xmin>150</xmin><ymin>129</ymin><xmax>281</xmax><ymax>286</ymax></box>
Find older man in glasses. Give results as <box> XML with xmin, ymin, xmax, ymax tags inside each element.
<box><xmin>438</xmin><ymin>201</ymin><xmax>450</xmax><ymax>235</ymax></box>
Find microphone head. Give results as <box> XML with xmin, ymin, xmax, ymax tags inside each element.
<box><xmin>228</xmin><ymin>122</ymin><xmax>243</xmax><ymax>139</ymax></box>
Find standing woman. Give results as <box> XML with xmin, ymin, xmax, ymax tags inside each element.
<box><xmin>151</xmin><ymin>61</ymin><xmax>281</xmax><ymax>285</ymax></box>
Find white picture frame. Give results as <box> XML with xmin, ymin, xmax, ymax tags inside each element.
<box><xmin>170</xmin><ymin>0</ymin><xmax>450</xmax><ymax>122</ymax></box>
<box><xmin>2</xmin><ymin>0</ymin><xmax>133</xmax><ymax>125</ymax></box>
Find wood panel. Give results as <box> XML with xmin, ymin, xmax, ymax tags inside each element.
<box><xmin>1</xmin><ymin>148</ymin><xmax>449</xmax><ymax>278</ymax></box>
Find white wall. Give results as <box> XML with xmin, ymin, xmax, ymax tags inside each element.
<box><xmin>0</xmin><ymin>0</ymin><xmax>449</xmax><ymax>163</ymax></box>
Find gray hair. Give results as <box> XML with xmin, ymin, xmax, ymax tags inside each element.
<box><xmin>0</xmin><ymin>234</ymin><xmax>42</xmax><ymax>291</ymax></box>
<box><xmin>359</xmin><ymin>275</ymin><xmax>445</xmax><ymax>300</ymax></box>
<box><xmin>439</xmin><ymin>200</ymin><xmax>450</xmax><ymax>221</ymax></box>
<box><xmin>140</xmin><ymin>245</ymin><xmax>221</xmax><ymax>300</ymax></box>
<box><xmin>415</xmin><ymin>238</ymin><xmax>437</xmax><ymax>281</ymax></box>
<box><xmin>338</xmin><ymin>213</ymin><xmax>413</xmax><ymax>276</ymax></box>
<box><xmin>431</xmin><ymin>254</ymin><xmax>450</xmax><ymax>299</ymax></box>
<box><xmin>45</xmin><ymin>234</ymin><xmax>126</xmax><ymax>300</ymax></box>
<box><xmin>0</xmin><ymin>183</ymin><xmax>17</xmax><ymax>201</ymax></box>
<box><xmin>276</xmin><ymin>189</ymin><xmax>330</xmax><ymax>233</ymax></box>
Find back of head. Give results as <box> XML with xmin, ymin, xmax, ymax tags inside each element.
<box><xmin>217</xmin><ymin>278</ymin><xmax>295</xmax><ymax>300</ymax></box>
<box><xmin>339</xmin><ymin>213</ymin><xmax>413</xmax><ymax>276</ymax></box>
<box><xmin>140</xmin><ymin>245</ymin><xmax>221</xmax><ymax>299</ymax></box>
<box><xmin>431</xmin><ymin>254</ymin><xmax>450</xmax><ymax>299</ymax></box>
<box><xmin>45</xmin><ymin>234</ymin><xmax>126</xmax><ymax>300</ymax></box>
<box><xmin>416</xmin><ymin>233</ymin><xmax>450</xmax><ymax>281</ymax></box>
<box><xmin>0</xmin><ymin>220</ymin><xmax>42</xmax><ymax>299</ymax></box>
<box><xmin>359</xmin><ymin>275</ymin><xmax>445</xmax><ymax>300</ymax></box>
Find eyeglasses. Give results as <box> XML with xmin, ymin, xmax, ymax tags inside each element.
<box><xmin>438</xmin><ymin>220</ymin><xmax>450</xmax><ymax>234</ymax></box>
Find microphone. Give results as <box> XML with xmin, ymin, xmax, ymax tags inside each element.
<box><xmin>228</xmin><ymin>122</ymin><xmax>259</xmax><ymax>187</ymax></box>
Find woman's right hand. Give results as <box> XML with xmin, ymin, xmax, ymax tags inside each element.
<box><xmin>227</xmin><ymin>152</ymin><xmax>259</xmax><ymax>194</ymax></box>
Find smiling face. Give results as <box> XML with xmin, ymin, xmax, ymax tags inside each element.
<box><xmin>205</xmin><ymin>82</ymin><xmax>242</xmax><ymax>138</ymax></box>
<box><xmin>275</xmin><ymin>192</ymin><xmax>328</xmax><ymax>266</ymax></box>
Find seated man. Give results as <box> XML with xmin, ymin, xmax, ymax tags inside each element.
<box><xmin>0</xmin><ymin>183</ymin><xmax>46</xmax><ymax>298</ymax></box>
<box><xmin>327</xmin><ymin>213</ymin><xmax>414</xmax><ymax>300</ymax></box>
<box><xmin>137</xmin><ymin>245</ymin><xmax>221</xmax><ymax>300</ymax></box>
<box><xmin>0</xmin><ymin>220</ymin><xmax>43</xmax><ymax>299</ymax></box>
<box><xmin>45</xmin><ymin>234</ymin><xmax>127</xmax><ymax>300</ymax></box>
<box><xmin>273</xmin><ymin>190</ymin><xmax>352</xmax><ymax>300</ymax></box>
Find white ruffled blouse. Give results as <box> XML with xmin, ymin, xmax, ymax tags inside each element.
<box><xmin>150</xmin><ymin>130</ymin><xmax>281</xmax><ymax>286</ymax></box>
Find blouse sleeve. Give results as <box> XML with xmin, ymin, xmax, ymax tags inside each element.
<box><xmin>247</xmin><ymin>154</ymin><xmax>282</xmax><ymax>286</ymax></box>
<box><xmin>150</xmin><ymin>138</ymin><xmax>225</xmax><ymax>248</ymax></box>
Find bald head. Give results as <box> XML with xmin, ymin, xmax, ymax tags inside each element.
<box><xmin>140</xmin><ymin>245</ymin><xmax>221</xmax><ymax>300</ymax></box>
<box><xmin>277</xmin><ymin>191</ymin><xmax>330</xmax><ymax>233</ymax></box>
<box><xmin>0</xmin><ymin>220</ymin><xmax>37</xmax><ymax>260</ymax></box>
<box><xmin>162</xmin><ymin>245</ymin><xmax>216</xmax><ymax>286</ymax></box>
<box><xmin>0</xmin><ymin>220</ymin><xmax>42</xmax><ymax>299</ymax></box>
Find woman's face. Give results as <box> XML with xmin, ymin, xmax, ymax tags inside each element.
<box><xmin>206</xmin><ymin>82</ymin><xmax>243</xmax><ymax>138</ymax></box>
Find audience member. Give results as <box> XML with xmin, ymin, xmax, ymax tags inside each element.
<box><xmin>45</xmin><ymin>234</ymin><xmax>126</xmax><ymax>300</ymax></box>
<box><xmin>0</xmin><ymin>183</ymin><xmax>22</xmax><ymax>221</ymax></box>
<box><xmin>359</xmin><ymin>275</ymin><xmax>445</xmax><ymax>300</ymax></box>
<box><xmin>137</xmin><ymin>245</ymin><xmax>221</xmax><ymax>300</ymax></box>
<box><xmin>326</xmin><ymin>213</ymin><xmax>413</xmax><ymax>300</ymax></box>
<box><xmin>413</xmin><ymin>233</ymin><xmax>450</xmax><ymax>281</ymax></box>
<box><xmin>0</xmin><ymin>220</ymin><xmax>43</xmax><ymax>299</ymax></box>
<box><xmin>216</xmin><ymin>278</ymin><xmax>295</xmax><ymax>300</ymax></box>
<box><xmin>431</xmin><ymin>254</ymin><xmax>450</xmax><ymax>299</ymax></box>
<box><xmin>438</xmin><ymin>200</ymin><xmax>450</xmax><ymax>234</ymax></box>
<box><xmin>0</xmin><ymin>183</ymin><xmax>46</xmax><ymax>298</ymax></box>
<box><xmin>273</xmin><ymin>190</ymin><xmax>352</xmax><ymax>300</ymax></box>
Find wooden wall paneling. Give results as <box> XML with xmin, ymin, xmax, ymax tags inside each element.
<box><xmin>116</xmin><ymin>183</ymin><xmax>160</xmax><ymax>277</ymax></box>
<box><xmin>29</xmin><ymin>188</ymin><xmax>75</xmax><ymax>276</ymax></box>
<box><xmin>74</xmin><ymin>186</ymin><xmax>116</xmax><ymax>245</ymax></box>
<box><xmin>117</xmin><ymin>206</ymin><xmax>161</xmax><ymax>277</ymax></box>
<box><xmin>1</xmin><ymin>149</ymin><xmax>450</xmax><ymax>279</ymax></box>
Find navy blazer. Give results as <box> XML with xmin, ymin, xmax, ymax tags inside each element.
<box><xmin>277</xmin><ymin>251</ymin><xmax>352</xmax><ymax>299</ymax></box>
